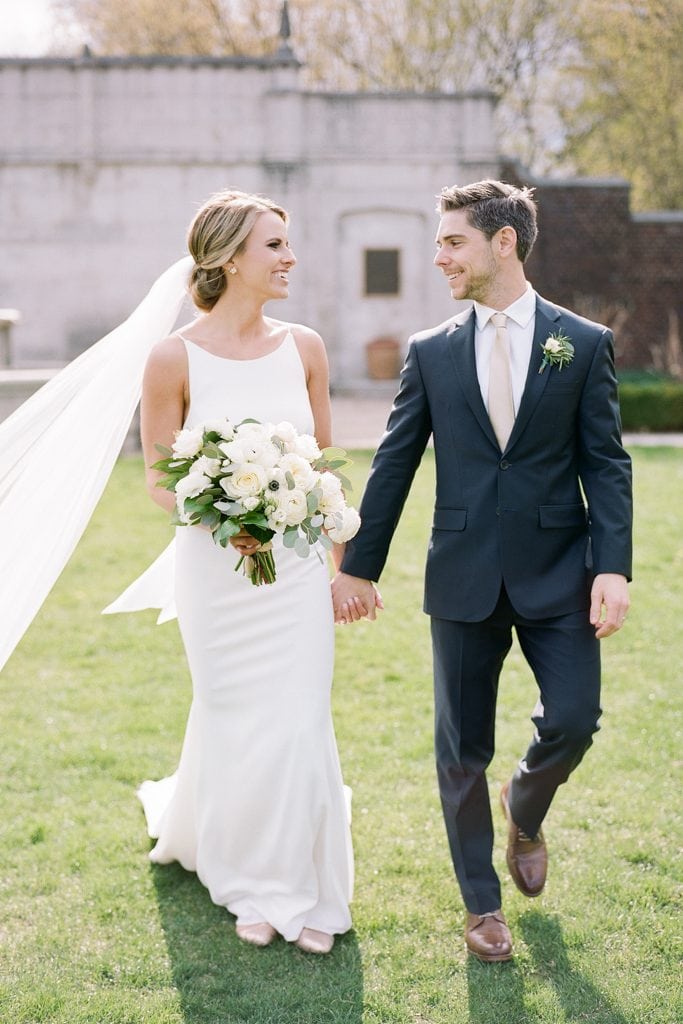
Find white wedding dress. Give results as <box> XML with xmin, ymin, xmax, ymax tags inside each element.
<box><xmin>137</xmin><ymin>330</ymin><xmax>353</xmax><ymax>941</ymax></box>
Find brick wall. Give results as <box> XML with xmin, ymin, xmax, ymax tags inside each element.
<box><xmin>502</xmin><ymin>162</ymin><xmax>683</xmax><ymax>371</ymax></box>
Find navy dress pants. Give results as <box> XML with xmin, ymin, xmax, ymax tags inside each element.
<box><xmin>431</xmin><ymin>585</ymin><xmax>601</xmax><ymax>914</ymax></box>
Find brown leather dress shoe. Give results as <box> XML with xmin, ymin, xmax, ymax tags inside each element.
<box><xmin>465</xmin><ymin>911</ymin><xmax>513</xmax><ymax>962</ymax></box>
<box><xmin>500</xmin><ymin>781</ymin><xmax>547</xmax><ymax>897</ymax></box>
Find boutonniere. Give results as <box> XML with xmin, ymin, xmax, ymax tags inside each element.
<box><xmin>538</xmin><ymin>330</ymin><xmax>574</xmax><ymax>374</ymax></box>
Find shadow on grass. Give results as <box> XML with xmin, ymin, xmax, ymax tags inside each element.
<box><xmin>519</xmin><ymin>910</ymin><xmax>629</xmax><ymax>1024</ymax></box>
<box><xmin>152</xmin><ymin>862</ymin><xmax>363</xmax><ymax>1024</ymax></box>
<box><xmin>466</xmin><ymin>955</ymin><xmax>527</xmax><ymax>1024</ymax></box>
<box><xmin>466</xmin><ymin>911</ymin><xmax>630</xmax><ymax>1023</ymax></box>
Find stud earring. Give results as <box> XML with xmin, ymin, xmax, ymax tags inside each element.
<box><xmin>228</xmin><ymin>266</ymin><xmax>237</xmax><ymax>276</ymax></box>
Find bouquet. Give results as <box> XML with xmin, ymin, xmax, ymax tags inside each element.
<box><xmin>152</xmin><ymin>418</ymin><xmax>361</xmax><ymax>585</ymax></box>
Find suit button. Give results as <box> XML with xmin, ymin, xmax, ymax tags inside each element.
<box><xmin>500</xmin><ymin>460</ymin><xmax>510</xmax><ymax>470</ymax></box>
<box><xmin>496</xmin><ymin>507</ymin><xmax>501</xmax><ymax>516</ymax></box>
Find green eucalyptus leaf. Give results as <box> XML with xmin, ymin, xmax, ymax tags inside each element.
<box><xmin>294</xmin><ymin>535</ymin><xmax>311</xmax><ymax>558</ymax></box>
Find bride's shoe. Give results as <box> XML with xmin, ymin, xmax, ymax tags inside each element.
<box><xmin>295</xmin><ymin>928</ymin><xmax>334</xmax><ymax>954</ymax></box>
<box><xmin>235</xmin><ymin>922</ymin><xmax>277</xmax><ymax>947</ymax></box>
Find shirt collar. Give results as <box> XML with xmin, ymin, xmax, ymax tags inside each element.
<box><xmin>474</xmin><ymin>283</ymin><xmax>536</xmax><ymax>330</ymax></box>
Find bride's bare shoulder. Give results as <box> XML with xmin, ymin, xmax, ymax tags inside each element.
<box><xmin>144</xmin><ymin>331</ymin><xmax>189</xmax><ymax>384</ymax></box>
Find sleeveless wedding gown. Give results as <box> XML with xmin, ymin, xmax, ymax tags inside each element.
<box><xmin>137</xmin><ymin>330</ymin><xmax>353</xmax><ymax>940</ymax></box>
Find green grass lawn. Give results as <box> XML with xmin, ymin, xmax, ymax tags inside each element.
<box><xmin>1</xmin><ymin>447</ymin><xmax>681</xmax><ymax>1024</ymax></box>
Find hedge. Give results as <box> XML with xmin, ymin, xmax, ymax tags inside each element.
<box><xmin>617</xmin><ymin>376</ymin><xmax>683</xmax><ymax>432</ymax></box>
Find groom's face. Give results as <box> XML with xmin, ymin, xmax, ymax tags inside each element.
<box><xmin>434</xmin><ymin>209</ymin><xmax>499</xmax><ymax>305</ymax></box>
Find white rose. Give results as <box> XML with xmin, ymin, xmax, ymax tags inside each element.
<box><xmin>193</xmin><ymin>455</ymin><xmax>222</xmax><ymax>478</ymax></box>
<box><xmin>279</xmin><ymin>452</ymin><xmax>319</xmax><ymax>493</ymax></box>
<box><xmin>203</xmin><ymin>418</ymin><xmax>235</xmax><ymax>440</ymax></box>
<box><xmin>544</xmin><ymin>338</ymin><xmax>561</xmax><ymax>354</ymax></box>
<box><xmin>175</xmin><ymin>471</ymin><xmax>211</xmax><ymax>523</ymax></box>
<box><xmin>241</xmin><ymin>495</ymin><xmax>261</xmax><ymax>511</ymax></box>
<box><xmin>271</xmin><ymin>487</ymin><xmax>309</xmax><ymax>527</ymax></box>
<box><xmin>318</xmin><ymin>472</ymin><xmax>345</xmax><ymax>515</ymax></box>
<box><xmin>221</xmin><ymin>462</ymin><xmax>268</xmax><ymax>499</ymax></box>
<box><xmin>325</xmin><ymin>506</ymin><xmax>361</xmax><ymax>543</ymax></box>
<box><xmin>292</xmin><ymin>432</ymin><xmax>321</xmax><ymax>461</ymax></box>
<box><xmin>172</xmin><ymin>426</ymin><xmax>204</xmax><ymax>458</ymax></box>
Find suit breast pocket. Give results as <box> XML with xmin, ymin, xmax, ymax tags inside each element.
<box><xmin>432</xmin><ymin>508</ymin><xmax>467</xmax><ymax>531</ymax></box>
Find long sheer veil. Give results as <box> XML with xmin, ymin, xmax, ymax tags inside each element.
<box><xmin>0</xmin><ymin>256</ymin><xmax>193</xmax><ymax>672</ymax></box>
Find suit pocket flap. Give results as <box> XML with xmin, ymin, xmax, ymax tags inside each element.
<box><xmin>433</xmin><ymin>508</ymin><xmax>467</xmax><ymax>531</ymax></box>
<box><xmin>539</xmin><ymin>503</ymin><xmax>587</xmax><ymax>528</ymax></box>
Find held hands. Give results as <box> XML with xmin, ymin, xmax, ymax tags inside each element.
<box><xmin>331</xmin><ymin>572</ymin><xmax>384</xmax><ymax>625</ymax></box>
<box><xmin>590</xmin><ymin>573</ymin><xmax>630</xmax><ymax>638</ymax></box>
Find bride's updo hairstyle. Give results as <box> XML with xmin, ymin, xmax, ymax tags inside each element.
<box><xmin>187</xmin><ymin>189</ymin><xmax>289</xmax><ymax>311</ymax></box>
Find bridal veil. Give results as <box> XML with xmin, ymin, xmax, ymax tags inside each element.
<box><xmin>0</xmin><ymin>256</ymin><xmax>192</xmax><ymax>672</ymax></box>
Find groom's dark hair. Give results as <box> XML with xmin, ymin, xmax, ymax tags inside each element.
<box><xmin>438</xmin><ymin>179</ymin><xmax>538</xmax><ymax>263</ymax></box>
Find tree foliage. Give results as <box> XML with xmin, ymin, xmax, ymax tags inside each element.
<box><xmin>53</xmin><ymin>0</ymin><xmax>682</xmax><ymax>208</ymax></box>
<box><xmin>559</xmin><ymin>0</ymin><xmax>683</xmax><ymax>209</ymax></box>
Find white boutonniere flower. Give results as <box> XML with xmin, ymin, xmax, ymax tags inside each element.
<box><xmin>538</xmin><ymin>330</ymin><xmax>574</xmax><ymax>374</ymax></box>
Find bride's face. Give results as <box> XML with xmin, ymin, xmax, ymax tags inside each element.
<box><xmin>229</xmin><ymin>210</ymin><xmax>296</xmax><ymax>301</ymax></box>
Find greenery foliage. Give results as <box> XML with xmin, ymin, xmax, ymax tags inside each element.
<box><xmin>618</xmin><ymin>376</ymin><xmax>683</xmax><ymax>432</ymax></box>
<box><xmin>1</xmin><ymin>448</ymin><xmax>681</xmax><ymax>1022</ymax></box>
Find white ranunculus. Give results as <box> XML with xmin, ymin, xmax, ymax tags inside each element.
<box><xmin>219</xmin><ymin>438</ymin><xmax>249</xmax><ymax>463</ymax></box>
<box><xmin>221</xmin><ymin>462</ymin><xmax>268</xmax><ymax>499</ymax></box>
<box><xmin>266</xmin><ymin>506</ymin><xmax>289</xmax><ymax>531</ymax></box>
<box><xmin>203</xmin><ymin>417</ymin><xmax>235</xmax><ymax>440</ymax></box>
<box><xmin>271</xmin><ymin>487</ymin><xmax>309</xmax><ymax>527</ymax></box>
<box><xmin>241</xmin><ymin>495</ymin><xmax>261</xmax><ymax>511</ymax></box>
<box><xmin>279</xmin><ymin>452</ymin><xmax>319</xmax><ymax>493</ymax></box>
<box><xmin>292</xmin><ymin>432</ymin><xmax>321</xmax><ymax>461</ymax></box>
<box><xmin>242</xmin><ymin>439</ymin><xmax>281</xmax><ymax>469</ymax></box>
<box><xmin>235</xmin><ymin>420</ymin><xmax>273</xmax><ymax>443</ymax></box>
<box><xmin>172</xmin><ymin>426</ymin><xmax>204</xmax><ymax>458</ymax></box>
<box><xmin>325</xmin><ymin>506</ymin><xmax>361</xmax><ymax>543</ymax></box>
<box><xmin>318</xmin><ymin>472</ymin><xmax>345</xmax><ymax>515</ymax></box>
<box><xmin>544</xmin><ymin>338</ymin><xmax>561</xmax><ymax>354</ymax></box>
<box><xmin>175</xmin><ymin>471</ymin><xmax>211</xmax><ymax>523</ymax></box>
<box><xmin>193</xmin><ymin>455</ymin><xmax>222</xmax><ymax>478</ymax></box>
<box><xmin>272</xmin><ymin>421</ymin><xmax>298</xmax><ymax>447</ymax></box>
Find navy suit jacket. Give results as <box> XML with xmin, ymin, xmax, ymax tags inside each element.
<box><xmin>341</xmin><ymin>293</ymin><xmax>633</xmax><ymax>621</ymax></box>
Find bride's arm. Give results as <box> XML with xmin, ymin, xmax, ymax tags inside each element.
<box><xmin>140</xmin><ymin>335</ymin><xmax>188</xmax><ymax>514</ymax></box>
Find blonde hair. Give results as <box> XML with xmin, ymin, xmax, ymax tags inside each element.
<box><xmin>187</xmin><ymin>189</ymin><xmax>288</xmax><ymax>311</ymax></box>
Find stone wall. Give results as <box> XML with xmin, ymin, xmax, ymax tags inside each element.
<box><xmin>0</xmin><ymin>54</ymin><xmax>499</xmax><ymax>383</ymax></box>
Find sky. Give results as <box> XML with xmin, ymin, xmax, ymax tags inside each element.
<box><xmin>0</xmin><ymin>0</ymin><xmax>63</xmax><ymax>55</ymax></box>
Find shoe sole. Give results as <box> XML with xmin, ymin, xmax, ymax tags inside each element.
<box><xmin>466</xmin><ymin>946</ymin><xmax>514</xmax><ymax>963</ymax></box>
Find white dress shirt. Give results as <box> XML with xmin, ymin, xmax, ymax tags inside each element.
<box><xmin>473</xmin><ymin>284</ymin><xmax>537</xmax><ymax>415</ymax></box>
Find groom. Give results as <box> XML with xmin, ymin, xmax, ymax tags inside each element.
<box><xmin>332</xmin><ymin>180</ymin><xmax>632</xmax><ymax>962</ymax></box>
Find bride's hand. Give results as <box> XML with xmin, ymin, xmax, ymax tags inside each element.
<box><xmin>230</xmin><ymin>531</ymin><xmax>263</xmax><ymax>556</ymax></box>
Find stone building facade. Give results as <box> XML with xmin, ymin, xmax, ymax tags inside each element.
<box><xmin>1</xmin><ymin>40</ymin><xmax>680</xmax><ymax>382</ymax></box>
<box><xmin>0</xmin><ymin>48</ymin><xmax>498</xmax><ymax>382</ymax></box>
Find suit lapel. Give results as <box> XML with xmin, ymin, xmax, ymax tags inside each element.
<box><xmin>505</xmin><ymin>297</ymin><xmax>561</xmax><ymax>452</ymax></box>
<box><xmin>446</xmin><ymin>310</ymin><xmax>499</xmax><ymax>449</ymax></box>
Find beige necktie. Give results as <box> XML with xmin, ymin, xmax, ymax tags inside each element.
<box><xmin>488</xmin><ymin>312</ymin><xmax>515</xmax><ymax>449</ymax></box>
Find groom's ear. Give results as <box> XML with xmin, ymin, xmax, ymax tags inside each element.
<box><xmin>494</xmin><ymin>226</ymin><xmax>518</xmax><ymax>260</ymax></box>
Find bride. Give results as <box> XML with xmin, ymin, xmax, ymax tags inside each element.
<box><xmin>132</xmin><ymin>189</ymin><xmax>358</xmax><ymax>954</ymax></box>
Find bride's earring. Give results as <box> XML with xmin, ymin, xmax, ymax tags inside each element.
<box><xmin>228</xmin><ymin>266</ymin><xmax>237</xmax><ymax>275</ymax></box>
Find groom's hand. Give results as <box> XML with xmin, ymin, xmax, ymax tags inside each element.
<box><xmin>332</xmin><ymin>572</ymin><xmax>383</xmax><ymax>624</ymax></box>
<box><xmin>590</xmin><ymin>573</ymin><xmax>630</xmax><ymax>638</ymax></box>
